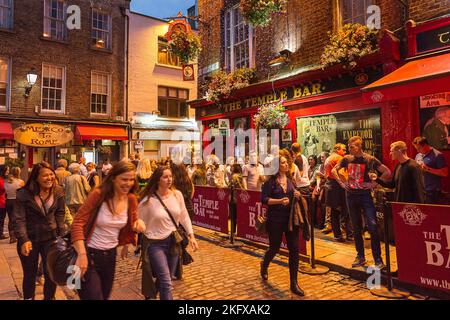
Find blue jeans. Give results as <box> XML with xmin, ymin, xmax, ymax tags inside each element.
<box><xmin>147</xmin><ymin>236</ymin><xmax>179</xmax><ymax>300</ymax></box>
<box><xmin>346</xmin><ymin>192</ymin><xmax>382</xmax><ymax>262</ymax></box>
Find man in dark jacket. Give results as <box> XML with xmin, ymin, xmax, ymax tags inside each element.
<box><xmin>376</xmin><ymin>141</ymin><xmax>425</xmax><ymax>203</ymax></box>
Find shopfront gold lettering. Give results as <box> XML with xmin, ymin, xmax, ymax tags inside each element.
<box><xmin>279</xmin><ymin>90</ymin><xmax>288</xmax><ymax>100</ymax></box>
<box><xmin>438</xmin><ymin>31</ymin><xmax>450</xmax><ymax>44</ymax></box>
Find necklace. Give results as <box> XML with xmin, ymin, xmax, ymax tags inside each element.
<box><xmin>277</xmin><ymin>176</ymin><xmax>287</xmax><ymax>193</ymax></box>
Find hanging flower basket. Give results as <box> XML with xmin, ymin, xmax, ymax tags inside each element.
<box><xmin>205</xmin><ymin>68</ymin><xmax>255</xmax><ymax>103</ymax></box>
<box><xmin>168</xmin><ymin>29</ymin><xmax>202</xmax><ymax>64</ymax></box>
<box><xmin>97</xmin><ymin>145</ymin><xmax>112</xmax><ymax>156</ymax></box>
<box><xmin>253</xmin><ymin>100</ymin><xmax>290</xmax><ymax>130</ymax></box>
<box><xmin>320</xmin><ymin>23</ymin><xmax>379</xmax><ymax>69</ymax></box>
<box><xmin>240</xmin><ymin>0</ymin><xmax>288</xmax><ymax>27</ymax></box>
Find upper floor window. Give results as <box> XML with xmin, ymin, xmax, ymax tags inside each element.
<box><xmin>0</xmin><ymin>57</ymin><xmax>10</xmax><ymax>111</ymax></box>
<box><xmin>157</xmin><ymin>36</ymin><xmax>182</xmax><ymax>67</ymax></box>
<box><xmin>91</xmin><ymin>71</ymin><xmax>110</xmax><ymax>115</ymax></box>
<box><xmin>341</xmin><ymin>0</ymin><xmax>372</xmax><ymax>26</ymax></box>
<box><xmin>41</xmin><ymin>64</ymin><xmax>65</xmax><ymax>113</ymax></box>
<box><xmin>43</xmin><ymin>0</ymin><xmax>67</xmax><ymax>41</ymax></box>
<box><xmin>92</xmin><ymin>9</ymin><xmax>111</xmax><ymax>50</ymax></box>
<box><xmin>0</xmin><ymin>0</ymin><xmax>13</xmax><ymax>30</ymax></box>
<box><xmin>224</xmin><ymin>5</ymin><xmax>254</xmax><ymax>72</ymax></box>
<box><xmin>158</xmin><ymin>86</ymin><xmax>189</xmax><ymax>118</ymax></box>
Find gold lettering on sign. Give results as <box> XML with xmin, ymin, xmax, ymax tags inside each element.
<box><xmin>293</xmin><ymin>87</ymin><xmax>303</xmax><ymax>98</ymax></box>
<box><xmin>438</xmin><ymin>31</ymin><xmax>450</xmax><ymax>44</ymax></box>
<box><xmin>280</xmin><ymin>90</ymin><xmax>288</xmax><ymax>100</ymax></box>
<box><xmin>312</xmin><ymin>83</ymin><xmax>322</xmax><ymax>95</ymax></box>
<box><xmin>244</xmin><ymin>98</ymin><xmax>252</xmax><ymax>108</ymax></box>
<box><xmin>257</xmin><ymin>96</ymin><xmax>266</xmax><ymax>106</ymax></box>
<box><xmin>302</xmin><ymin>86</ymin><xmax>311</xmax><ymax>96</ymax></box>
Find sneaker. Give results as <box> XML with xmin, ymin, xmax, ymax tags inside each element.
<box><xmin>0</xmin><ymin>234</ymin><xmax>9</xmax><ymax>240</ymax></box>
<box><xmin>321</xmin><ymin>226</ymin><xmax>332</xmax><ymax>234</ymax></box>
<box><xmin>334</xmin><ymin>237</ymin><xmax>345</xmax><ymax>243</ymax></box>
<box><xmin>364</xmin><ymin>231</ymin><xmax>371</xmax><ymax>240</ymax></box>
<box><xmin>374</xmin><ymin>260</ymin><xmax>386</xmax><ymax>270</ymax></box>
<box><xmin>352</xmin><ymin>256</ymin><xmax>366</xmax><ymax>268</ymax></box>
<box><xmin>9</xmin><ymin>237</ymin><xmax>17</xmax><ymax>244</ymax></box>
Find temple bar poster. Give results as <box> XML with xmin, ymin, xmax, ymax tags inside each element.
<box><xmin>296</xmin><ymin>109</ymin><xmax>382</xmax><ymax>160</ymax></box>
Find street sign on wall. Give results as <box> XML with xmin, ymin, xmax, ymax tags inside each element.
<box><xmin>14</xmin><ymin>123</ymin><xmax>73</xmax><ymax>147</ymax></box>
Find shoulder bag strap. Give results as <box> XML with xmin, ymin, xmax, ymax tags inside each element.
<box><xmin>154</xmin><ymin>193</ymin><xmax>179</xmax><ymax>229</ymax></box>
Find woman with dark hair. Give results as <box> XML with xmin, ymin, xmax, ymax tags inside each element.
<box><xmin>229</xmin><ymin>164</ymin><xmax>244</xmax><ymax>235</ymax></box>
<box><xmin>138</xmin><ymin>166</ymin><xmax>198</xmax><ymax>300</ymax></box>
<box><xmin>71</xmin><ymin>161</ymin><xmax>146</xmax><ymax>300</ymax></box>
<box><xmin>260</xmin><ymin>152</ymin><xmax>305</xmax><ymax>296</ymax></box>
<box><xmin>12</xmin><ymin>162</ymin><xmax>65</xmax><ymax>300</ymax></box>
<box><xmin>170</xmin><ymin>163</ymin><xmax>195</xmax><ymax>219</ymax></box>
<box><xmin>4</xmin><ymin>167</ymin><xmax>25</xmax><ymax>243</ymax></box>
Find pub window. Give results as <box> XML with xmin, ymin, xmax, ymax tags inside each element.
<box><xmin>43</xmin><ymin>0</ymin><xmax>67</xmax><ymax>41</ymax></box>
<box><xmin>92</xmin><ymin>9</ymin><xmax>111</xmax><ymax>49</ymax></box>
<box><xmin>157</xmin><ymin>36</ymin><xmax>182</xmax><ymax>67</ymax></box>
<box><xmin>0</xmin><ymin>0</ymin><xmax>13</xmax><ymax>30</ymax></box>
<box><xmin>341</xmin><ymin>0</ymin><xmax>373</xmax><ymax>26</ymax></box>
<box><xmin>0</xmin><ymin>57</ymin><xmax>10</xmax><ymax>111</ymax></box>
<box><xmin>91</xmin><ymin>71</ymin><xmax>110</xmax><ymax>115</ymax></box>
<box><xmin>158</xmin><ymin>86</ymin><xmax>189</xmax><ymax>118</ymax></box>
<box><xmin>224</xmin><ymin>5</ymin><xmax>254</xmax><ymax>72</ymax></box>
<box><xmin>41</xmin><ymin>64</ymin><xmax>65</xmax><ymax>113</ymax></box>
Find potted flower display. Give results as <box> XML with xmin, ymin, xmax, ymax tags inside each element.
<box><xmin>320</xmin><ymin>23</ymin><xmax>379</xmax><ymax>69</ymax></box>
<box><xmin>240</xmin><ymin>0</ymin><xmax>288</xmax><ymax>27</ymax></box>
<box><xmin>205</xmin><ymin>68</ymin><xmax>255</xmax><ymax>103</ymax></box>
<box><xmin>168</xmin><ymin>29</ymin><xmax>202</xmax><ymax>64</ymax></box>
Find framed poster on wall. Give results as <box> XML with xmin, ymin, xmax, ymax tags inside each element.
<box><xmin>419</xmin><ymin>95</ymin><xmax>450</xmax><ymax>150</ymax></box>
<box><xmin>296</xmin><ymin>109</ymin><xmax>382</xmax><ymax>160</ymax></box>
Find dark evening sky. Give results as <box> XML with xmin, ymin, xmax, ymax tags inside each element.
<box><xmin>130</xmin><ymin>0</ymin><xmax>196</xmax><ymax>20</ymax></box>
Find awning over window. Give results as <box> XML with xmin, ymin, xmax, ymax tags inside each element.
<box><xmin>75</xmin><ymin>125</ymin><xmax>128</xmax><ymax>141</ymax></box>
<box><xmin>0</xmin><ymin>121</ymin><xmax>14</xmax><ymax>140</ymax></box>
<box><xmin>362</xmin><ymin>53</ymin><xmax>450</xmax><ymax>103</ymax></box>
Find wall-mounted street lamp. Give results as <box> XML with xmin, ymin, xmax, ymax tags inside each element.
<box><xmin>24</xmin><ymin>68</ymin><xmax>38</xmax><ymax>98</ymax></box>
<box><xmin>268</xmin><ymin>49</ymin><xmax>292</xmax><ymax>68</ymax></box>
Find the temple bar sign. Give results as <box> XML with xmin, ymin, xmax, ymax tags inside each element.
<box><xmin>14</xmin><ymin>123</ymin><xmax>74</xmax><ymax>147</ymax></box>
<box><xmin>221</xmin><ymin>83</ymin><xmax>323</xmax><ymax>113</ymax></box>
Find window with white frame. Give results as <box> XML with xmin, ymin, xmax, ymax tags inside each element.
<box><xmin>0</xmin><ymin>57</ymin><xmax>10</xmax><ymax>111</ymax></box>
<box><xmin>341</xmin><ymin>0</ymin><xmax>373</xmax><ymax>26</ymax></box>
<box><xmin>91</xmin><ymin>71</ymin><xmax>110</xmax><ymax>115</ymax></box>
<box><xmin>43</xmin><ymin>0</ymin><xmax>67</xmax><ymax>41</ymax></box>
<box><xmin>224</xmin><ymin>5</ymin><xmax>253</xmax><ymax>72</ymax></box>
<box><xmin>158</xmin><ymin>86</ymin><xmax>189</xmax><ymax>118</ymax></box>
<box><xmin>157</xmin><ymin>36</ymin><xmax>182</xmax><ymax>67</ymax></box>
<box><xmin>0</xmin><ymin>0</ymin><xmax>13</xmax><ymax>30</ymax></box>
<box><xmin>42</xmin><ymin>64</ymin><xmax>65</xmax><ymax>112</ymax></box>
<box><xmin>92</xmin><ymin>9</ymin><xmax>111</xmax><ymax>49</ymax></box>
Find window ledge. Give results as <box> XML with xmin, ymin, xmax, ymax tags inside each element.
<box><xmin>0</xmin><ymin>28</ymin><xmax>15</xmax><ymax>34</ymax></box>
<box><xmin>90</xmin><ymin>114</ymin><xmax>111</xmax><ymax>119</ymax></box>
<box><xmin>38</xmin><ymin>112</ymin><xmax>68</xmax><ymax>117</ymax></box>
<box><xmin>155</xmin><ymin>63</ymin><xmax>183</xmax><ymax>70</ymax></box>
<box><xmin>90</xmin><ymin>46</ymin><xmax>113</xmax><ymax>54</ymax></box>
<box><xmin>0</xmin><ymin>110</ymin><xmax>13</xmax><ymax>115</ymax></box>
<box><xmin>40</xmin><ymin>36</ymin><xmax>69</xmax><ymax>44</ymax></box>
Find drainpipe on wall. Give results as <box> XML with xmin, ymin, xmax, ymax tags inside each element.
<box><xmin>121</xmin><ymin>4</ymin><xmax>131</xmax><ymax>158</ymax></box>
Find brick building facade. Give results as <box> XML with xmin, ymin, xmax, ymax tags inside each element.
<box><xmin>192</xmin><ymin>0</ymin><xmax>450</xmax><ymax>194</ymax></box>
<box><xmin>0</xmin><ymin>0</ymin><xmax>130</xmax><ymax>172</ymax></box>
<box><xmin>197</xmin><ymin>0</ymin><xmax>449</xmax><ymax>91</ymax></box>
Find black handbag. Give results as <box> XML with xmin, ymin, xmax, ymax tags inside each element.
<box><xmin>155</xmin><ymin>193</ymin><xmax>193</xmax><ymax>265</ymax></box>
<box><xmin>46</xmin><ymin>204</ymin><xmax>98</xmax><ymax>286</ymax></box>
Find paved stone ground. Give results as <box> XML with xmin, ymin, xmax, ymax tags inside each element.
<box><xmin>108</xmin><ymin>234</ymin><xmax>402</xmax><ymax>301</ymax></box>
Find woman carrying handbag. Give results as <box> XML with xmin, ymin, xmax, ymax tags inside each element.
<box><xmin>71</xmin><ymin>161</ymin><xmax>146</xmax><ymax>300</ymax></box>
<box><xmin>12</xmin><ymin>162</ymin><xmax>66</xmax><ymax>300</ymax></box>
<box><xmin>260</xmin><ymin>151</ymin><xmax>305</xmax><ymax>296</ymax></box>
<box><xmin>138</xmin><ymin>166</ymin><xmax>199</xmax><ymax>300</ymax></box>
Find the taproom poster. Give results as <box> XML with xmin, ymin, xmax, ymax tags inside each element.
<box><xmin>419</xmin><ymin>105</ymin><xmax>450</xmax><ymax>151</ymax></box>
<box><xmin>296</xmin><ymin>109</ymin><xmax>382</xmax><ymax>159</ymax></box>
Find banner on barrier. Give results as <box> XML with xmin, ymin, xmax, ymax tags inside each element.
<box><xmin>192</xmin><ymin>186</ymin><xmax>229</xmax><ymax>234</ymax></box>
<box><xmin>236</xmin><ymin>189</ymin><xmax>307</xmax><ymax>255</ymax></box>
<box><xmin>391</xmin><ymin>202</ymin><xmax>450</xmax><ymax>293</ymax></box>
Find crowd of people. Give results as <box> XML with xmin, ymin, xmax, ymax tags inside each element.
<box><xmin>0</xmin><ymin>134</ymin><xmax>447</xmax><ymax>300</ymax></box>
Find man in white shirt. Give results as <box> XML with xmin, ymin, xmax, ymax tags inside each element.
<box><xmin>79</xmin><ymin>156</ymin><xmax>88</xmax><ymax>177</ymax></box>
<box><xmin>243</xmin><ymin>151</ymin><xmax>265</xmax><ymax>191</ymax></box>
<box><xmin>291</xmin><ymin>143</ymin><xmax>310</xmax><ymax>193</ymax></box>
